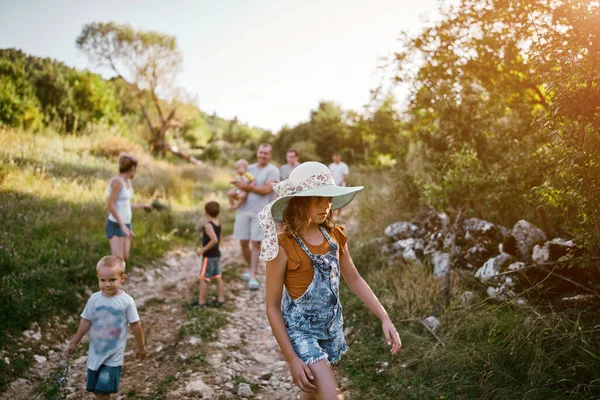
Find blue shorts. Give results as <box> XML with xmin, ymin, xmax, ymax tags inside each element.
<box><xmin>86</xmin><ymin>365</ymin><xmax>122</xmax><ymax>394</ymax></box>
<box><xmin>105</xmin><ymin>220</ymin><xmax>133</xmax><ymax>239</ymax></box>
<box><xmin>199</xmin><ymin>257</ymin><xmax>221</xmax><ymax>282</ymax></box>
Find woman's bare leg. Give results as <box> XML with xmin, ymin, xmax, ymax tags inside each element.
<box><xmin>109</xmin><ymin>236</ymin><xmax>125</xmax><ymax>260</ymax></box>
<box><xmin>300</xmin><ymin>392</ymin><xmax>317</xmax><ymax>400</ymax></box>
<box><xmin>123</xmin><ymin>236</ymin><xmax>132</xmax><ymax>262</ymax></box>
<box><xmin>307</xmin><ymin>360</ymin><xmax>343</xmax><ymax>400</ymax></box>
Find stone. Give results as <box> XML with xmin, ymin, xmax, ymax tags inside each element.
<box><xmin>10</xmin><ymin>378</ymin><xmax>32</xmax><ymax>391</ymax></box>
<box><xmin>508</xmin><ymin>261</ymin><xmax>525</xmax><ymax>271</ymax></box>
<box><xmin>384</xmin><ymin>222</ymin><xmax>420</xmax><ymax>241</ymax></box>
<box><xmin>165</xmin><ymin>258</ymin><xmax>179</xmax><ymax>268</ymax></box>
<box><xmin>532</xmin><ymin>238</ymin><xmax>574</xmax><ymax>264</ymax></box>
<box><xmin>237</xmin><ymin>383</ymin><xmax>253</xmax><ymax>397</ymax></box>
<box><xmin>185</xmin><ymin>377</ymin><xmax>214</xmax><ymax>397</ymax></box>
<box><xmin>431</xmin><ymin>252</ymin><xmax>451</xmax><ymax>277</ymax></box>
<box><xmin>461</xmin><ymin>291</ymin><xmax>476</xmax><ymax>308</ymax></box>
<box><xmin>187</xmin><ymin>336</ymin><xmax>202</xmax><ymax>346</ymax></box>
<box><xmin>3</xmin><ymin>356</ymin><xmax>9</xmax><ymax>365</ymax></box>
<box><xmin>423</xmin><ymin>316</ymin><xmax>440</xmax><ymax>332</ymax></box>
<box><xmin>392</xmin><ymin>238</ymin><xmax>424</xmax><ymax>252</ymax></box>
<box><xmin>487</xmin><ymin>286</ymin><xmax>497</xmax><ymax>298</ymax></box>
<box><xmin>225</xmin><ymin>381</ymin><xmax>235</xmax><ymax>390</ymax></box>
<box><xmin>474</xmin><ymin>253</ymin><xmax>515</xmax><ymax>280</ymax></box>
<box><xmin>463</xmin><ymin>218</ymin><xmax>504</xmax><ymax>241</ymax></box>
<box><xmin>33</xmin><ymin>354</ymin><xmax>47</xmax><ymax>364</ymax></box>
<box><xmin>511</xmin><ymin>220</ymin><xmax>546</xmax><ymax>261</ymax></box>
<box><xmin>23</xmin><ymin>330</ymin><xmax>41</xmax><ymax>341</ymax></box>
<box><xmin>464</xmin><ymin>244</ymin><xmax>491</xmax><ymax>265</ymax></box>
<box><xmin>74</xmin><ymin>355</ymin><xmax>87</xmax><ymax>365</ymax></box>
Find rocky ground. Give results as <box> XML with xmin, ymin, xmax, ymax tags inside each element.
<box><xmin>2</xmin><ymin>236</ymin><xmax>303</xmax><ymax>400</ymax></box>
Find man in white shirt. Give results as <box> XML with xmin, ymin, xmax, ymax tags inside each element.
<box><xmin>328</xmin><ymin>152</ymin><xmax>350</xmax><ymax>216</ymax></box>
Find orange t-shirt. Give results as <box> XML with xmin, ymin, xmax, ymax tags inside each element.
<box><xmin>278</xmin><ymin>225</ymin><xmax>348</xmax><ymax>300</ymax></box>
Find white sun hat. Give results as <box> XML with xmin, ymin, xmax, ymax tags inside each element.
<box><xmin>258</xmin><ymin>161</ymin><xmax>363</xmax><ymax>261</ymax></box>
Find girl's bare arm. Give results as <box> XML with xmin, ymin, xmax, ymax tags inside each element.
<box><xmin>339</xmin><ymin>244</ymin><xmax>402</xmax><ymax>354</ymax></box>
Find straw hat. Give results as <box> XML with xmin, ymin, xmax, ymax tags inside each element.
<box><xmin>258</xmin><ymin>161</ymin><xmax>363</xmax><ymax>261</ymax></box>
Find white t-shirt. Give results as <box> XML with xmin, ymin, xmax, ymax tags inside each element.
<box><xmin>328</xmin><ymin>162</ymin><xmax>350</xmax><ymax>186</ymax></box>
<box><xmin>81</xmin><ymin>291</ymin><xmax>140</xmax><ymax>370</ymax></box>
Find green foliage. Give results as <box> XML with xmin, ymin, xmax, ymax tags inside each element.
<box><xmin>393</xmin><ymin>0</ymin><xmax>600</xmax><ymax>251</ymax></box>
<box><xmin>0</xmin><ymin>48</ymin><xmax>123</xmax><ymax>134</ymax></box>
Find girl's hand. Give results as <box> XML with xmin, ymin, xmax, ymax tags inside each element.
<box><xmin>382</xmin><ymin>318</ymin><xmax>402</xmax><ymax>355</ymax></box>
<box><xmin>289</xmin><ymin>357</ymin><xmax>316</xmax><ymax>393</ymax></box>
<box><xmin>122</xmin><ymin>225</ymin><xmax>135</xmax><ymax>239</ymax></box>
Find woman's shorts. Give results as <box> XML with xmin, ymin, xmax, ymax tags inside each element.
<box><xmin>86</xmin><ymin>365</ymin><xmax>122</xmax><ymax>394</ymax></box>
<box><xmin>105</xmin><ymin>220</ymin><xmax>133</xmax><ymax>239</ymax></box>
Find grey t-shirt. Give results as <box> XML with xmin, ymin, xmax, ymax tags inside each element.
<box><xmin>238</xmin><ymin>163</ymin><xmax>279</xmax><ymax>214</ymax></box>
<box><xmin>81</xmin><ymin>291</ymin><xmax>140</xmax><ymax>371</ymax></box>
<box><xmin>279</xmin><ymin>163</ymin><xmax>297</xmax><ymax>181</ymax></box>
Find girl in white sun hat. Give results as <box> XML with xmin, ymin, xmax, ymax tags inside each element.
<box><xmin>259</xmin><ymin>161</ymin><xmax>401</xmax><ymax>399</ymax></box>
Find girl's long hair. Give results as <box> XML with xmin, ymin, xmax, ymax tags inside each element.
<box><xmin>282</xmin><ymin>196</ymin><xmax>335</xmax><ymax>236</ymax></box>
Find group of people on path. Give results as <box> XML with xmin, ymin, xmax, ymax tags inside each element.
<box><xmin>63</xmin><ymin>147</ymin><xmax>401</xmax><ymax>400</ymax></box>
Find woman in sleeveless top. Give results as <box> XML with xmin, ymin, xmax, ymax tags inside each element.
<box><xmin>106</xmin><ymin>153</ymin><xmax>152</xmax><ymax>261</ymax></box>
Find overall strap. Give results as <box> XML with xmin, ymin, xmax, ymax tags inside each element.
<box><xmin>292</xmin><ymin>234</ymin><xmax>314</xmax><ymax>259</ymax></box>
<box><xmin>319</xmin><ymin>226</ymin><xmax>338</xmax><ymax>252</ymax></box>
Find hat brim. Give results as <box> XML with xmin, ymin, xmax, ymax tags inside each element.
<box><xmin>270</xmin><ymin>184</ymin><xmax>363</xmax><ymax>222</ymax></box>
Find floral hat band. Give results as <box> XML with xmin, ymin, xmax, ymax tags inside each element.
<box><xmin>258</xmin><ymin>162</ymin><xmax>363</xmax><ymax>262</ymax></box>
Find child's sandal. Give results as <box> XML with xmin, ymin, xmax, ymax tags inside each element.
<box><xmin>189</xmin><ymin>300</ymin><xmax>207</xmax><ymax>309</ymax></box>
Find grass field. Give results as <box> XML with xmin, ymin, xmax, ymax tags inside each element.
<box><xmin>0</xmin><ymin>128</ymin><xmax>234</xmax><ymax>388</ymax></box>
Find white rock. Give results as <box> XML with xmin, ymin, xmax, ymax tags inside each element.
<box><xmin>3</xmin><ymin>356</ymin><xmax>9</xmax><ymax>365</ymax></box>
<box><xmin>74</xmin><ymin>355</ymin><xmax>87</xmax><ymax>365</ymax></box>
<box><xmin>432</xmin><ymin>252</ymin><xmax>451</xmax><ymax>277</ymax></box>
<box><xmin>511</xmin><ymin>220</ymin><xmax>546</xmax><ymax>261</ymax></box>
<box><xmin>225</xmin><ymin>381</ymin><xmax>235</xmax><ymax>390</ymax></box>
<box><xmin>402</xmin><ymin>248</ymin><xmax>420</xmax><ymax>263</ymax></box>
<box><xmin>508</xmin><ymin>262</ymin><xmax>525</xmax><ymax>271</ymax></box>
<box><xmin>23</xmin><ymin>330</ymin><xmax>41</xmax><ymax>341</ymax></box>
<box><xmin>384</xmin><ymin>222</ymin><xmax>420</xmax><ymax>240</ymax></box>
<box><xmin>187</xmin><ymin>336</ymin><xmax>202</xmax><ymax>346</ymax></box>
<box><xmin>392</xmin><ymin>238</ymin><xmax>424</xmax><ymax>252</ymax></box>
<box><xmin>423</xmin><ymin>316</ymin><xmax>440</xmax><ymax>332</ymax></box>
<box><xmin>474</xmin><ymin>253</ymin><xmax>514</xmax><ymax>280</ymax></box>
<box><xmin>463</xmin><ymin>218</ymin><xmax>503</xmax><ymax>241</ymax></box>
<box><xmin>165</xmin><ymin>258</ymin><xmax>179</xmax><ymax>268</ymax></box>
<box><xmin>237</xmin><ymin>383</ymin><xmax>253</xmax><ymax>397</ymax></box>
<box><xmin>185</xmin><ymin>377</ymin><xmax>214</xmax><ymax>397</ymax></box>
<box><xmin>487</xmin><ymin>286</ymin><xmax>497</xmax><ymax>298</ymax></box>
<box><xmin>33</xmin><ymin>354</ymin><xmax>47</xmax><ymax>364</ymax></box>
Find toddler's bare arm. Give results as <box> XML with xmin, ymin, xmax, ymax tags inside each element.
<box><xmin>64</xmin><ymin>318</ymin><xmax>91</xmax><ymax>357</ymax></box>
<box><xmin>130</xmin><ymin>321</ymin><xmax>147</xmax><ymax>359</ymax></box>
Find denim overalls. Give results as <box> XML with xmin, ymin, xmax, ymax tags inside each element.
<box><xmin>281</xmin><ymin>226</ymin><xmax>349</xmax><ymax>364</ymax></box>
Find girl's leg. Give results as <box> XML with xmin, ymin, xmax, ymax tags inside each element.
<box><xmin>109</xmin><ymin>236</ymin><xmax>125</xmax><ymax>260</ymax></box>
<box><xmin>214</xmin><ymin>276</ymin><xmax>225</xmax><ymax>303</ymax></box>
<box><xmin>299</xmin><ymin>392</ymin><xmax>316</xmax><ymax>400</ymax></box>
<box><xmin>307</xmin><ymin>360</ymin><xmax>343</xmax><ymax>400</ymax></box>
<box><xmin>199</xmin><ymin>279</ymin><xmax>208</xmax><ymax>305</ymax></box>
<box><xmin>123</xmin><ymin>236</ymin><xmax>132</xmax><ymax>262</ymax></box>
<box><xmin>95</xmin><ymin>393</ymin><xmax>110</xmax><ymax>400</ymax></box>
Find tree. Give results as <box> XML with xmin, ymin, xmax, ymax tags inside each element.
<box><xmin>76</xmin><ymin>22</ymin><xmax>198</xmax><ymax>161</ymax></box>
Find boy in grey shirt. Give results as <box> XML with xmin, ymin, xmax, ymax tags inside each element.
<box><xmin>65</xmin><ymin>256</ymin><xmax>147</xmax><ymax>399</ymax></box>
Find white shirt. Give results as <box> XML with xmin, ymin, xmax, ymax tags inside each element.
<box><xmin>81</xmin><ymin>291</ymin><xmax>140</xmax><ymax>370</ymax></box>
<box><xmin>107</xmin><ymin>177</ymin><xmax>133</xmax><ymax>224</ymax></box>
<box><xmin>328</xmin><ymin>162</ymin><xmax>349</xmax><ymax>186</ymax></box>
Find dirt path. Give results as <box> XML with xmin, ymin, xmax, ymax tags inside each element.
<box><xmin>2</xmin><ymin>236</ymin><xmax>301</xmax><ymax>400</ymax></box>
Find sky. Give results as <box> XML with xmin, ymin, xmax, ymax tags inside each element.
<box><xmin>0</xmin><ymin>0</ymin><xmax>444</xmax><ymax>131</ymax></box>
